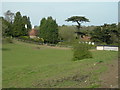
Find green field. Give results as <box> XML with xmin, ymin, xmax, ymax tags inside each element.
<box><xmin>2</xmin><ymin>41</ymin><xmax>118</xmax><ymax>88</ymax></box>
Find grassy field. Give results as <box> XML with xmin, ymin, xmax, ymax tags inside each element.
<box><xmin>2</xmin><ymin>41</ymin><xmax>118</xmax><ymax>88</ymax></box>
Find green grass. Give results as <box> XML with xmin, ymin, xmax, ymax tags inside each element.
<box><xmin>2</xmin><ymin>41</ymin><xmax>118</xmax><ymax>88</ymax></box>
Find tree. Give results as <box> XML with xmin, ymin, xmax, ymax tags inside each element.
<box><xmin>58</xmin><ymin>26</ymin><xmax>76</xmax><ymax>42</ymax></box>
<box><xmin>65</xmin><ymin>16</ymin><xmax>89</xmax><ymax>31</ymax></box>
<box><xmin>90</xmin><ymin>23</ymin><xmax>118</xmax><ymax>44</ymax></box>
<box><xmin>4</xmin><ymin>10</ymin><xmax>14</xmax><ymax>24</ymax></box>
<box><xmin>39</xmin><ymin>17</ymin><xmax>47</xmax><ymax>40</ymax></box>
<box><xmin>12</xmin><ymin>12</ymin><xmax>26</xmax><ymax>37</ymax></box>
<box><xmin>1</xmin><ymin>17</ymin><xmax>12</xmax><ymax>37</ymax></box>
<box><xmin>22</xmin><ymin>16</ymin><xmax>32</xmax><ymax>35</ymax></box>
<box><xmin>39</xmin><ymin>16</ymin><xmax>58</xmax><ymax>44</ymax></box>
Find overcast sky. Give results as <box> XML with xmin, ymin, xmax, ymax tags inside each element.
<box><xmin>1</xmin><ymin>2</ymin><xmax>118</xmax><ymax>26</ymax></box>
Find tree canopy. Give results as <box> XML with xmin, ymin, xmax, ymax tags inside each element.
<box><xmin>4</xmin><ymin>10</ymin><xmax>14</xmax><ymax>24</ymax></box>
<box><xmin>1</xmin><ymin>17</ymin><xmax>12</xmax><ymax>37</ymax></box>
<box><xmin>65</xmin><ymin>16</ymin><xmax>89</xmax><ymax>30</ymax></box>
<box><xmin>12</xmin><ymin>12</ymin><xmax>32</xmax><ymax>37</ymax></box>
<box><xmin>90</xmin><ymin>23</ymin><xmax>118</xmax><ymax>45</ymax></box>
<box><xmin>39</xmin><ymin>16</ymin><xmax>58</xmax><ymax>44</ymax></box>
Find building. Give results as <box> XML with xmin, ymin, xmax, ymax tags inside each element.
<box><xmin>28</xmin><ymin>29</ymin><xmax>38</xmax><ymax>39</ymax></box>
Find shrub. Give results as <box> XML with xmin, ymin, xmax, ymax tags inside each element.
<box><xmin>73</xmin><ymin>43</ymin><xmax>92</xmax><ymax>61</ymax></box>
<box><xmin>19</xmin><ymin>36</ymin><xmax>29</xmax><ymax>40</ymax></box>
<box><xmin>18</xmin><ymin>36</ymin><xmax>44</xmax><ymax>44</ymax></box>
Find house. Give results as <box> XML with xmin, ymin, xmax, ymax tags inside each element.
<box><xmin>28</xmin><ymin>29</ymin><xmax>38</xmax><ymax>39</ymax></box>
<box><xmin>81</xmin><ymin>35</ymin><xmax>91</xmax><ymax>41</ymax></box>
<box><xmin>75</xmin><ymin>31</ymin><xmax>91</xmax><ymax>41</ymax></box>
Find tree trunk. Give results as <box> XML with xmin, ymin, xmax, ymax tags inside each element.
<box><xmin>76</xmin><ymin>21</ymin><xmax>81</xmax><ymax>31</ymax></box>
<box><xmin>76</xmin><ymin>21</ymin><xmax>81</xmax><ymax>39</ymax></box>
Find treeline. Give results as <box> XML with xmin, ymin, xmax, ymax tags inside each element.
<box><xmin>1</xmin><ymin>11</ymin><xmax>32</xmax><ymax>37</ymax></box>
<box><xmin>1</xmin><ymin>10</ymin><xmax>119</xmax><ymax>45</ymax></box>
<box><xmin>90</xmin><ymin>24</ymin><xmax>119</xmax><ymax>45</ymax></box>
<box><xmin>58</xmin><ymin>24</ymin><xmax>119</xmax><ymax>45</ymax></box>
<box><xmin>1</xmin><ymin>10</ymin><xmax>59</xmax><ymax>44</ymax></box>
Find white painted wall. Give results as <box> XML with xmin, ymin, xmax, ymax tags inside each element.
<box><xmin>96</xmin><ymin>46</ymin><xmax>118</xmax><ymax>51</ymax></box>
<box><xmin>96</xmin><ymin>46</ymin><xmax>104</xmax><ymax>50</ymax></box>
<box><xmin>104</xmin><ymin>46</ymin><xmax>118</xmax><ymax>51</ymax></box>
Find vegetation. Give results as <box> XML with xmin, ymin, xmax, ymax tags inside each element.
<box><xmin>73</xmin><ymin>43</ymin><xmax>92</xmax><ymax>61</ymax></box>
<box><xmin>4</xmin><ymin>10</ymin><xmax>14</xmax><ymax>23</ymax></box>
<box><xmin>1</xmin><ymin>17</ymin><xmax>12</xmax><ymax>37</ymax></box>
<box><xmin>58</xmin><ymin>25</ymin><xmax>76</xmax><ymax>42</ymax></box>
<box><xmin>1</xmin><ymin>10</ymin><xmax>119</xmax><ymax>46</ymax></box>
<box><xmin>90</xmin><ymin>24</ymin><xmax>119</xmax><ymax>45</ymax></box>
<box><xmin>65</xmin><ymin>16</ymin><xmax>90</xmax><ymax>39</ymax></box>
<box><xmin>2</xmin><ymin>41</ymin><xmax>118</xmax><ymax>88</ymax></box>
<box><xmin>39</xmin><ymin>16</ymin><xmax>58</xmax><ymax>44</ymax></box>
<box><xmin>18</xmin><ymin>36</ymin><xmax>44</xmax><ymax>44</ymax></box>
<box><xmin>2</xmin><ymin>37</ymin><xmax>13</xmax><ymax>44</ymax></box>
<box><xmin>1</xmin><ymin>10</ymin><xmax>119</xmax><ymax>88</ymax></box>
<box><xmin>12</xmin><ymin>12</ymin><xmax>31</xmax><ymax>37</ymax></box>
<box><xmin>65</xmin><ymin>16</ymin><xmax>89</xmax><ymax>31</ymax></box>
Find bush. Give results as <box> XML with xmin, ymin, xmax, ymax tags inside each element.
<box><xmin>18</xmin><ymin>36</ymin><xmax>44</xmax><ymax>44</ymax></box>
<box><xmin>19</xmin><ymin>36</ymin><xmax>29</xmax><ymax>40</ymax></box>
<box><xmin>73</xmin><ymin>43</ymin><xmax>92</xmax><ymax>61</ymax></box>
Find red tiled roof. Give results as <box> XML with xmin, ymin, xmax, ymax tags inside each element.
<box><xmin>28</xmin><ymin>29</ymin><xmax>38</xmax><ymax>36</ymax></box>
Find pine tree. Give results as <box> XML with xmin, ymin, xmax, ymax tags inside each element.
<box><xmin>12</xmin><ymin>12</ymin><xmax>25</xmax><ymax>37</ymax></box>
<box><xmin>12</xmin><ymin>12</ymin><xmax>32</xmax><ymax>37</ymax></box>
<box><xmin>1</xmin><ymin>17</ymin><xmax>12</xmax><ymax>37</ymax></box>
<box><xmin>22</xmin><ymin>16</ymin><xmax>32</xmax><ymax>36</ymax></box>
<box><xmin>39</xmin><ymin>16</ymin><xmax>58</xmax><ymax>44</ymax></box>
<box><xmin>39</xmin><ymin>17</ymin><xmax>47</xmax><ymax>40</ymax></box>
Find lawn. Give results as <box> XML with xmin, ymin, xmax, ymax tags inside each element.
<box><xmin>2</xmin><ymin>41</ymin><xmax>118</xmax><ymax>88</ymax></box>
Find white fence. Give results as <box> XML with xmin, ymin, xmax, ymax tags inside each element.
<box><xmin>96</xmin><ymin>45</ymin><xmax>118</xmax><ymax>51</ymax></box>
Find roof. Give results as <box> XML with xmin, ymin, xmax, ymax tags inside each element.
<box><xmin>28</xmin><ymin>29</ymin><xmax>38</xmax><ymax>36</ymax></box>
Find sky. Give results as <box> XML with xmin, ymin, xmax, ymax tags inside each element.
<box><xmin>1</xmin><ymin>2</ymin><xmax>118</xmax><ymax>26</ymax></box>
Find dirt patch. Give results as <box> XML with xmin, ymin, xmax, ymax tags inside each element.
<box><xmin>32</xmin><ymin>74</ymin><xmax>90</xmax><ymax>88</ymax></box>
<box><xmin>99</xmin><ymin>59</ymin><xmax>118</xmax><ymax>88</ymax></box>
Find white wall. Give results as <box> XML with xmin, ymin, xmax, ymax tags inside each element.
<box><xmin>96</xmin><ymin>46</ymin><xmax>118</xmax><ymax>51</ymax></box>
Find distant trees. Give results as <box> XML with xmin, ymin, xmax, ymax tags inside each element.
<box><xmin>39</xmin><ymin>16</ymin><xmax>58</xmax><ymax>44</ymax></box>
<box><xmin>2</xmin><ymin>10</ymin><xmax>119</xmax><ymax>46</ymax></box>
<box><xmin>12</xmin><ymin>12</ymin><xmax>32</xmax><ymax>37</ymax></box>
<box><xmin>22</xmin><ymin>16</ymin><xmax>32</xmax><ymax>35</ymax></box>
<box><xmin>4</xmin><ymin>10</ymin><xmax>14</xmax><ymax>24</ymax></box>
<box><xmin>58</xmin><ymin>26</ymin><xmax>76</xmax><ymax>42</ymax></box>
<box><xmin>2</xmin><ymin>11</ymin><xmax>32</xmax><ymax>37</ymax></box>
<box><xmin>12</xmin><ymin>12</ymin><xmax>25</xmax><ymax>37</ymax></box>
<box><xmin>1</xmin><ymin>17</ymin><xmax>12</xmax><ymax>37</ymax></box>
<box><xmin>90</xmin><ymin>24</ymin><xmax>118</xmax><ymax>45</ymax></box>
<box><xmin>65</xmin><ymin>16</ymin><xmax>89</xmax><ymax>38</ymax></box>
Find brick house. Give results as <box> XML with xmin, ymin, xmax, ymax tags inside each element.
<box><xmin>28</xmin><ymin>29</ymin><xmax>38</xmax><ymax>39</ymax></box>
